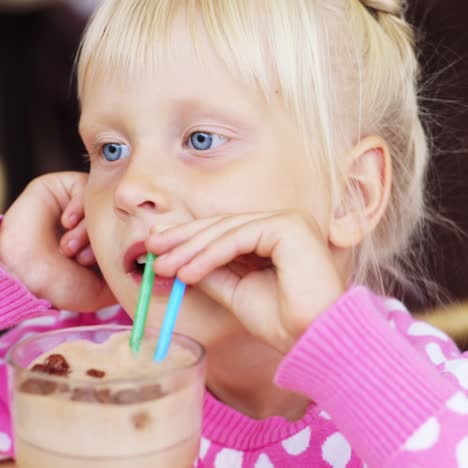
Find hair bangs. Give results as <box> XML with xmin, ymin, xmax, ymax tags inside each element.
<box><xmin>77</xmin><ymin>0</ymin><xmax>181</xmax><ymax>98</ymax></box>
<box><xmin>77</xmin><ymin>0</ymin><xmax>278</xmax><ymax>101</ymax></box>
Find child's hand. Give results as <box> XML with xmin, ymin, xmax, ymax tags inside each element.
<box><xmin>146</xmin><ymin>212</ymin><xmax>344</xmax><ymax>354</ymax></box>
<box><xmin>0</xmin><ymin>172</ymin><xmax>115</xmax><ymax>311</ymax></box>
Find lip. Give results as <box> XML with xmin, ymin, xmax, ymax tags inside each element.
<box><xmin>123</xmin><ymin>241</ymin><xmax>147</xmax><ymax>273</ymax></box>
<box><xmin>124</xmin><ymin>241</ymin><xmax>178</xmax><ymax>295</ymax></box>
<box><xmin>130</xmin><ymin>272</ymin><xmax>176</xmax><ymax>295</ymax></box>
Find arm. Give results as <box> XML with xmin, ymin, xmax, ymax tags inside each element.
<box><xmin>275</xmin><ymin>286</ymin><xmax>468</xmax><ymax>468</ymax></box>
<box><xmin>0</xmin><ymin>266</ymin><xmax>51</xmax><ymax>331</ymax></box>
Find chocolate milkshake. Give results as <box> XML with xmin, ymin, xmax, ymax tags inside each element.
<box><xmin>7</xmin><ymin>326</ymin><xmax>206</xmax><ymax>468</ymax></box>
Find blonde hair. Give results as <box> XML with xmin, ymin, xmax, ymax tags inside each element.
<box><xmin>77</xmin><ymin>0</ymin><xmax>429</xmax><ymax>296</ymax></box>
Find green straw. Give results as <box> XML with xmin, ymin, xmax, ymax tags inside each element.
<box><xmin>130</xmin><ymin>253</ymin><xmax>156</xmax><ymax>353</ymax></box>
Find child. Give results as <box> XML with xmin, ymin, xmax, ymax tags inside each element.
<box><xmin>1</xmin><ymin>0</ymin><xmax>468</xmax><ymax>466</ymax></box>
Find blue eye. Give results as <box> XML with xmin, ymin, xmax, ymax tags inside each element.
<box><xmin>101</xmin><ymin>143</ymin><xmax>130</xmax><ymax>162</ymax></box>
<box><xmin>188</xmin><ymin>132</ymin><xmax>226</xmax><ymax>151</ymax></box>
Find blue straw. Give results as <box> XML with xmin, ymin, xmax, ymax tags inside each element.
<box><xmin>153</xmin><ymin>278</ymin><xmax>186</xmax><ymax>362</ymax></box>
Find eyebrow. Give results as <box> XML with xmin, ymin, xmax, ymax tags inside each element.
<box><xmin>78</xmin><ymin>91</ymin><xmax>264</xmax><ymax>137</ymax></box>
<box><xmin>170</xmin><ymin>99</ymin><xmax>260</xmax><ymax>130</ymax></box>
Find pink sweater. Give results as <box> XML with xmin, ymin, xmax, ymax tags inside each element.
<box><xmin>0</xmin><ymin>267</ymin><xmax>467</xmax><ymax>467</ymax></box>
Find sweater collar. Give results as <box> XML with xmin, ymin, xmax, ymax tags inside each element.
<box><xmin>202</xmin><ymin>390</ymin><xmax>318</xmax><ymax>450</ymax></box>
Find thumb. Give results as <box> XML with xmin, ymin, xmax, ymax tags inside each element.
<box><xmin>193</xmin><ymin>266</ymin><xmax>240</xmax><ymax>313</ymax></box>
<box><xmin>49</xmin><ymin>256</ymin><xmax>116</xmax><ymax>312</ymax></box>
<box><xmin>194</xmin><ymin>267</ymin><xmax>279</xmax><ymax>343</ymax></box>
<box><xmin>190</xmin><ymin>266</ymin><xmax>275</xmax><ymax>315</ymax></box>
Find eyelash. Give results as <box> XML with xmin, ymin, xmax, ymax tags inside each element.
<box><xmin>86</xmin><ymin>143</ymin><xmax>127</xmax><ymax>163</ymax></box>
<box><xmin>86</xmin><ymin>130</ymin><xmax>230</xmax><ymax>163</ymax></box>
<box><xmin>184</xmin><ymin>131</ymin><xmax>228</xmax><ymax>153</ymax></box>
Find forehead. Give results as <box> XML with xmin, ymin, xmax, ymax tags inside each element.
<box><xmin>78</xmin><ymin>51</ymin><xmax>271</xmax><ymax>136</ymax></box>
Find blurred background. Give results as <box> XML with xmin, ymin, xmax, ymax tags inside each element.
<box><xmin>0</xmin><ymin>0</ymin><xmax>468</xmax><ymax>345</ymax></box>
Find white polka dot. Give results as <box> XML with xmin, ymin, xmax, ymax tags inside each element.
<box><xmin>19</xmin><ymin>316</ymin><xmax>56</xmax><ymax>328</ymax></box>
<box><xmin>388</xmin><ymin>319</ymin><xmax>396</xmax><ymax>329</ymax></box>
<box><xmin>214</xmin><ymin>448</ymin><xmax>243</xmax><ymax>468</ymax></box>
<box><xmin>403</xmin><ymin>417</ymin><xmax>440</xmax><ymax>451</ymax></box>
<box><xmin>97</xmin><ymin>305</ymin><xmax>120</xmax><ymax>321</ymax></box>
<box><xmin>255</xmin><ymin>453</ymin><xmax>274</xmax><ymax>468</ymax></box>
<box><xmin>282</xmin><ymin>427</ymin><xmax>311</xmax><ymax>456</ymax></box>
<box><xmin>407</xmin><ymin>322</ymin><xmax>449</xmax><ymax>341</ymax></box>
<box><xmin>199</xmin><ymin>437</ymin><xmax>210</xmax><ymax>460</ymax></box>
<box><xmin>425</xmin><ymin>342</ymin><xmax>447</xmax><ymax>366</ymax></box>
<box><xmin>59</xmin><ymin>310</ymin><xmax>80</xmax><ymax>320</ymax></box>
<box><xmin>446</xmin><ymin>392</ymin><xmax>468</xmax><ymax>415</ymax></box>
<box><xmin>384</xmin><ymin>298</ymin><xmax>409</xmax><ymax>314</ymax></box>
<box><xmin>0</xmin><ymin>432</ymin><xmax>11</xmax><ymax>452</ymax></box>
<box><xmin>456</xmin><ymin>437</ymin><xmax>468</xmax><ymax>468</ymax></box>
<box><xmin>93</xmin><ymin>331</ymin><xmax>113</xmax><ymax>344</ymax></box>
<box><xmin>445</xmin><ymin>360</ymin><xmax>468</xmax><ymax>390</ymax></box>
<box><xmin>321</xmin><ymin>432</ymin><xmax>352</xmax><ymax>468</ymax></box>
<box><xmin>18</xmin><ymin>332</ymin><xmax>37</xmax><ymax>342</ymax></box>
<box><xmin>319</xmin><ymin>410</ymin><xmax>332</xmax><ymax>420</ymax></box>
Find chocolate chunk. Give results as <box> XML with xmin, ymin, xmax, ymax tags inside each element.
<box><xmin>31</xmin><ymin>364</ymin><xmax>49</xmax><ymax>374</ymax></box>
<box><xmin>57</xmin><ymin>382</ymin><xmax>70</xmax><ymax>393</ymax></box>
<box><xmin>20</xmin><ymin>378</ymin><xmax>57</xmax><ymax>395</ymax></box>
<box><xmin>132</xmin><ymin>411</ymin><xmax>151</xmax><ymax>430</ymax></box>
<box><xmin>71</xmin><ymin>387</ymin><xmax>98</xmax><ymax>403</ymax></box>
<box><xmin>46</xmin><ymin>354</ymin><xmax>70</xmax><ymax>371</ymax></box>
<box><xmin>114</xmin><ymin>389</ymin><xmax>140</xmax><ymax>405</ymax></box>
<box><xmin>31</xmin><ymin>354</ymin><xmax>70</xmax><ymax>377</ymax></box>
<box><xmin>139</xmin><ymin>384</ymin><xmax>164</xmax><ymax>402</ymax></box>
<box><xmin>44</xmin><ymin>354</ymin><xmax>70</xmax><ymax>376</ymax></box>
<box><xmin>95</xmin><ymin>389</ymin><xmax>113</xmax><ymax>404</ymax></box>
<box><xmin>70</xmin><ymin>387</ymin><xmax>113</xmax><ymax>404</ymax></box>
<box><xmin>86</xmin><ymin>369</ymin><xmax>106</xmax><ymax>379</ymax></box>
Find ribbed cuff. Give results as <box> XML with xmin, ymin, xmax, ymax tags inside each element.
<box><xmin>0</xmin><ymin>267</ymin><xmax>51</xmax><ymax>330</ymax></box>
<box><xmin>275</xmin><ymin>286</ymin><xmax>458</xmax><ymax>467</ymax></box>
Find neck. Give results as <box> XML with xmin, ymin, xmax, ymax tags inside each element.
<box><xmin>206</xmin><ymin>335</ymin><xmax>310</xmax><ymax>421</ymax></box>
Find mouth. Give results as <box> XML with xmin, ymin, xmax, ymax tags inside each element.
<box><xmin>123</xmin><ymin>241</ymin><xmax>148</xmax><ymax>275</ymax></box>
<box><xmin>123</xmin><ymin>241</ymin><xmax>176</xmax><ymax>295</ymax></box>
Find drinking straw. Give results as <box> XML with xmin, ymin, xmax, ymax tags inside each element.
<box><xmin>153</xmin><ymin>278</ymin><xmax>187</xmax><ymax>362</ymax></box>
<box><xmin>130</xmin><ymin>253</ymin><xmax>156</xmax><ymax>353</ymax></box>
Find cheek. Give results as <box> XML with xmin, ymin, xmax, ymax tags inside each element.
<box><xmin>84</xmin><ymin>186</ymin><xmax>112</xmax><ymax>258</ymax></box>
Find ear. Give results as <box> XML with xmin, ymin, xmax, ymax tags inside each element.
<box><xmin>329</xmin><ymin>136</ymin><xmax>392</xmax><ymax>248</ymax></box>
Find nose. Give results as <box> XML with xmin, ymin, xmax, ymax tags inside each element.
<box><xmin>113</xmin><ymin>160</ymin><xmax>171</xmax><ymax>219</ymax></box>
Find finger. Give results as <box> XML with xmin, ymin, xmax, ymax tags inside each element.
<box><xmin>60</xmin><ymin>219</ymin><xmax>90</xmax><ymax>257</ymax></box>
<box><xmin>195</xmin><ymin>266</ymin><xmax>280</xmax><ymax>341</ymax></box>
<box><xmin>50</xmin><ymin>256</ymin><xmax>116</xmax><ymax>312</ymax></box>
<box><xmin>76</xmin><ymin>246</ymin><xmax>96</xmax><ymax>266</ymax></box>
<box><xmin>192</xmin><ymin>266</ymin><xmax>240</xmax><ymax>311</ymax></box>
<box><xmin>176</xmin><ymin>219</ymin><xmax>272</xmax><ymax>284</ymax></box>
<box><xmin>61</xmin><ymin>182</ymin><xmax>86</xmax><ymax>229</ymax></box>
<box><xmin>147</xmin><ymin>212</ymin><xmax>274</xmax><ymax>255</ymax></box>
<box><xmin>152</xmin><ymin>213</ymin><xmax>275</xmax><ymax>276</ymax></box>
<box><xmin>61</xmin><ymin>199</ymin><xmax>84</xmax><ymax>229</ymax></box>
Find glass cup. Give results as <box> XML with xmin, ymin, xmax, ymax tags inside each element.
<box><xmin>7</xmin><ymin>325</ymin><xmax>206</xmax><ymax>468</ymax></box>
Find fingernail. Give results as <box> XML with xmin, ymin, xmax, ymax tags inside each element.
<box><xmin>67</xmin><ymin>239</ymin><xmax>79</xmax><ymax>254</ymax></box>
<box><xmin>154</xmin><ymin>224</ymin><xmax>175</xmax><ymax>234</ymax></box>
<box><xmin>68</xmin><ymin>214</ymin><xmax>79</xmax><ymax>225</ymax></box>
<box><xmin>79</xmin><ymin>247</ymin><xmax>95</xmax><ymax>263</ymax></box>
<box><xmin>155</xmin><ymin>253</ymin><xmax>169</xmax><ymax>264</ymax></box>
